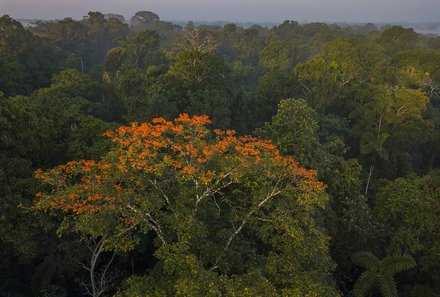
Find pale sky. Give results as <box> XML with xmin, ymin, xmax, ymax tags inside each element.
<box><xmin>1</xmin><ymin>0</ymin><xmax>439</xmax><ymax>23</ymax></box>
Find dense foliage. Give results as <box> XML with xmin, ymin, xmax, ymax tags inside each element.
<box><xmin>1</xmin><ymin>11</ymin><xmax>440</xmax><ymax>296</ymax></box>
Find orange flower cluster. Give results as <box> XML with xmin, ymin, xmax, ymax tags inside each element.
<box><xmin>34</xmin><ymin>158</ymin><xmax>121</xmax><ymax>215</ymax></box>
<box><xmin>34</xmin><ymin>114</ymin><xmax>325</xmax><ymax>218</ymax></box>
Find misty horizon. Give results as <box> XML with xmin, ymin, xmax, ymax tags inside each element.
<box><xmin>2</xmin><ymin>0</ymin><xmax>440</xmax><ymax>24</ymax></box>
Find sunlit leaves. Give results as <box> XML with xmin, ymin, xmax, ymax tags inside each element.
<box><xmin>34</xmin><ymin>114</ymin><xmax>335</xmax><ymax>295</ymax></box>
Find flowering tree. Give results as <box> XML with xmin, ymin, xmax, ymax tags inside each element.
<box><xmin>34</xmin><ymin>114</ymin><xmax>336</xmax><ymax>296</ymax></box>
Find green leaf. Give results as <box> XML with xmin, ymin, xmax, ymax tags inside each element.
<box><xmin>352</xmin><ymin>251</ymin><xmax>379</xmax><ymax>270</ymax></box>
<box><xmin>380</xmin><ymin>254</ymin><xmax>416</xmax><ymax>275</ymax></box>
<box><xmin>377</xmin><ymin>273</ymin><xmax>398</xmax><ymax>297</ymax></box>
<box><xmin>353</xmin><ymin>270</ymin><xmax>377</xmax><ymax>297</ymax></box>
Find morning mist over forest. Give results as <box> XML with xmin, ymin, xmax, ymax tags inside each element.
<box><xmin>2</xmin><ymin>0</ymin><xmax>440</xmax><ymax>23</ymax></box>
<box><xmin>1</xmin><ymin>0</ymin><xmax>440</xmax><ymax>296</ymax></box>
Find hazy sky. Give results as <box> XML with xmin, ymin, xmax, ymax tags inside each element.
<box><xmin>1</xmin><ymin>0</ymin><xmax>439</xmax><ymax>23</ymax></box>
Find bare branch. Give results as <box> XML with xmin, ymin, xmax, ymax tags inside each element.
<box><xmin>125</xmin><ymin>203</ymin><xmax>167</xmax><ymax>245</ymax></box>
<box><xmin>195</xmin><ymin>172</ymin><xmax>233</xmax><ymax>208</ymax></box>
<box><xmin>146</xmin><ymin>212</ymin><xmax>167</xmax><ymax>245</ymax></box>
<box><xmin>149</xmin><ymin>179</ymin><xmax>171</xmax><ymax>205</ymax></box>
<box><xmin>99</xmin><ymin>251</ymin><xmax>116</xmax><ymax>293</ymax></box>
<box><xmin>78</xmin><ymin>261</ymin><xmax>92</xmax><ymax>272</ymax></box>
<box><xmin>224</xmin><ymin>218</ymin><xmax>248</xmax><ymax>252</ymax></box>
<box><xmin>223</xmin><ymin>179</ymin><xmax>282</xmax><ymax>252</ymax></box>
<box><xmin>177</xmin><ymin>28</ymin><xmax>218</xmax><ymax>53</ymax></box>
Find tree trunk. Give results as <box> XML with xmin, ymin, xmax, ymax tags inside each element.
<box><xmin>365</xmin><ymin>115</ymin><xmax>383</xmax><ymax>195</ymax></box>
<box><xmin>365</xmin><ymin>163</ymin><xmax>375</xmax><ymax>195</ymax></box>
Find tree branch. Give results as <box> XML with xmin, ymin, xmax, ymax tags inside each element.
<box><xmin>149</xmin><ymin>179</ymin><xmax>171</xmax><ymax>205</ymax></box>
<box><xmin>223</xmin><ymin>180</ymin><xmax>282</xmax><ymax>252</ymax></box>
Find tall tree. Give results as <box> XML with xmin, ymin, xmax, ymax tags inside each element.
<box><xmin>34</xmin><ymin>114</ymin><xmax>338</xmax><ymax>296</ymax></box>
<box><xmin>0</xmin><ymin>16</ymin><xmax>61</xmax><ymax>96</ymax></box>
<box><xmin>376</xmin><ymin>171</ymin><xmax>440</xmax><ymax>280</ymax></box>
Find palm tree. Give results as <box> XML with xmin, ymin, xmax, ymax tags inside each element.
<box><xmin>352</xmin><ymin>251</ymin><xmax>416</xmax><ymax>297</ymax></box>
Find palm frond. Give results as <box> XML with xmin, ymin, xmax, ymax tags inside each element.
<box><xmin>353</xmin><ymin>270</ymin><xmax>377</xmax><ymax>297</ymax></box>
<box><xmin>352</xmin><ymin>251</ymin><xmax>380</xmax><ymax>270</ymax></box>
<box><xmin>378</xmin><ymin>273</ymin><xmax>398</xmax><ymax>297</ymax></box>
<box><xmin>381</xmin><ymin>254</ymin><xmax>416</xmax><ymax>275</ymax></box>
